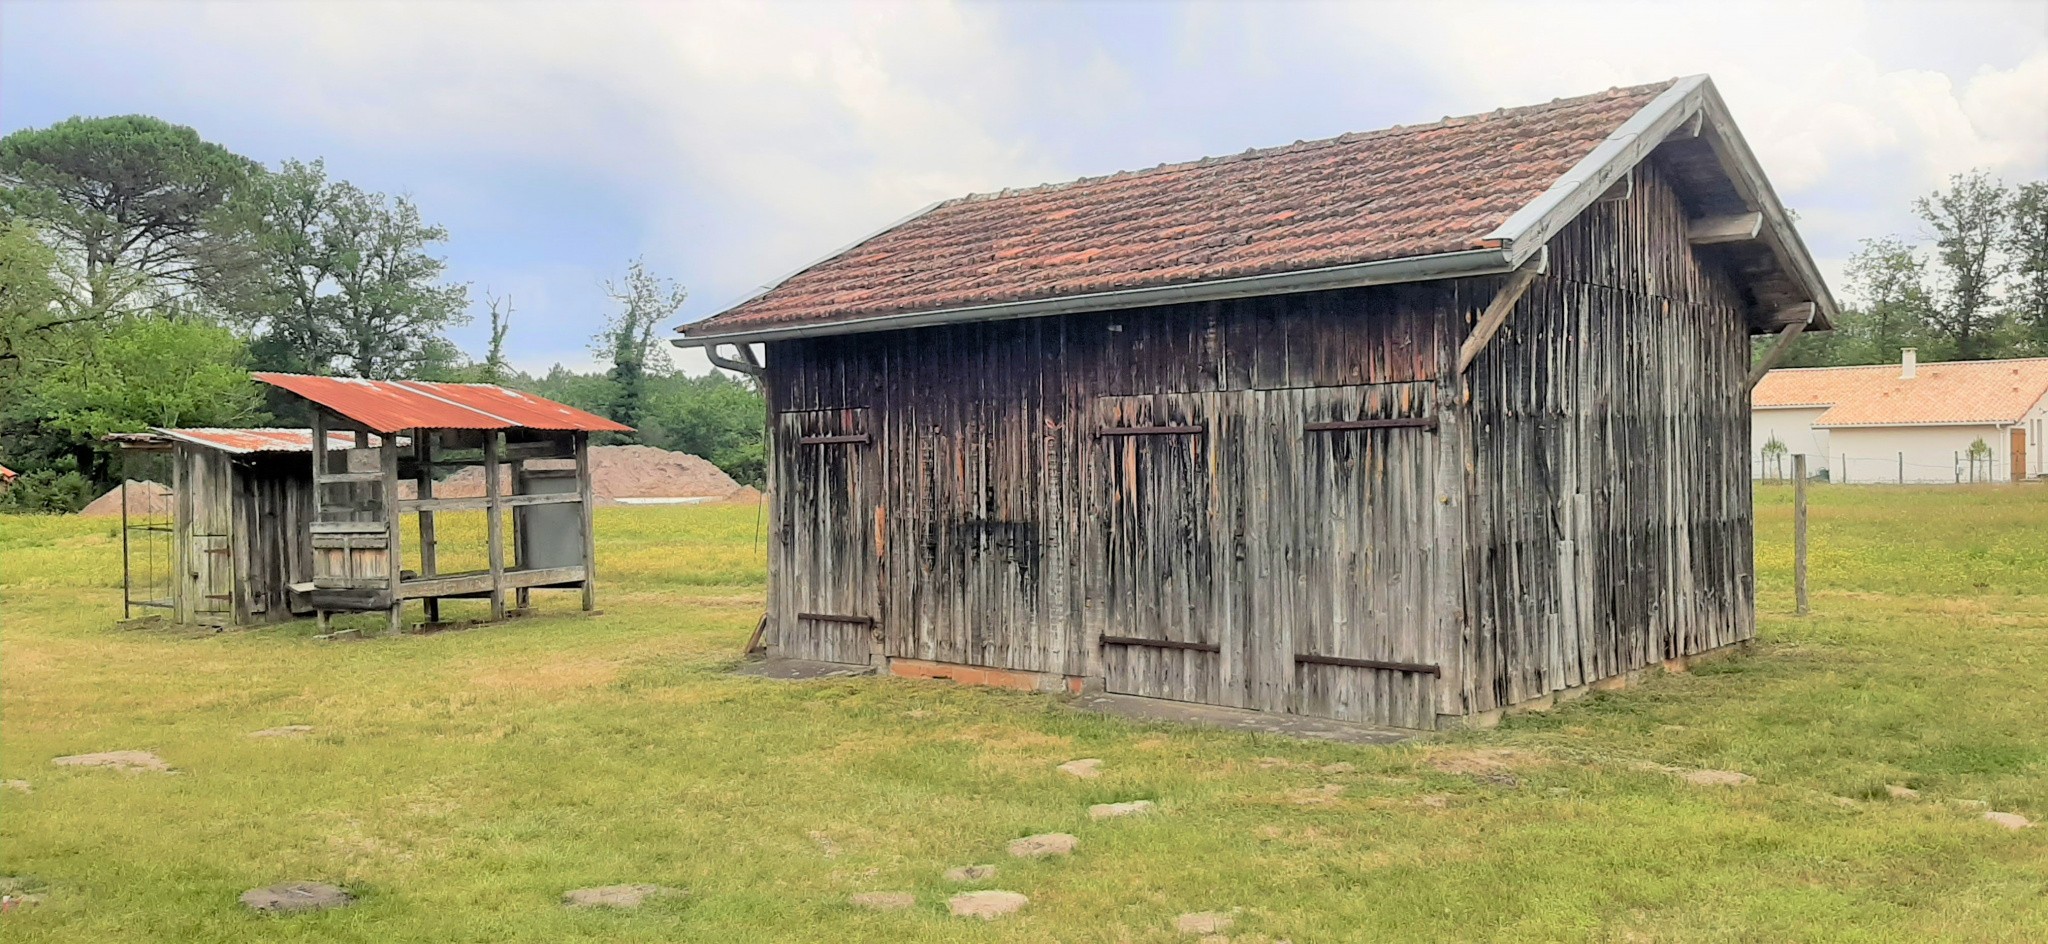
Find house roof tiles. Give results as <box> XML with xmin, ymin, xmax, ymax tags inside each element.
<box><xmin>1753</xmin><ymin>358</ymin><xmax>2048</xmax><ymax>427</ymax></box>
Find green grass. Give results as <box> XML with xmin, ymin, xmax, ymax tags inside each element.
<box><xmin>3</xmin><ymin>486</ymin><xmax>2046</xmax><ymax>942</ymax></box>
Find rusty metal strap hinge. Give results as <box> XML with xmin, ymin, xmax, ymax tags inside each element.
<box><xmin>1294</xmin><ymin>653</ymin><xmax>1442</xmax><ymax>676</ymax></box>
<box><xmin>1100</xmin><ymin>635</ymin><xmax>1221</xmax><ymax>653</ymax></box>
<box><xmin>1094</xmin><ymin>425</ymin><xmax>1203</xmax><ymax>438</ymax></box>
<box><xmin>797</xmin><ymin>612</ymin><xmax>875</xmax><ymax>626</ymax></box>
<box><xmin>798</xmin><ymin>433</ymin><xmax>870</xmax><ymax>445</ymax></box>
<box><xmin>1302</xmin><ymin>417</ymin><xmax>1439</xmax><ymax>433</ymax></box>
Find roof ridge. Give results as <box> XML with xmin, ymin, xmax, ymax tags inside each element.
<box><xmin>934</xmin><ymin>79</ymin><xmax>1681</xmax><ymax>210</ymax></box>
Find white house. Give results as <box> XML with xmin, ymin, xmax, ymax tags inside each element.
<box><xmin>1752</xmin><ymin>350</ymin><xmax>2048</xmax><ymax>483</ymax></box>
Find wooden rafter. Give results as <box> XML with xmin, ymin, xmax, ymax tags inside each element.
<box><xmin>1457</xmin><ymin>266</ymin><xmax>1542</xmax><ymax>374</ymax></box>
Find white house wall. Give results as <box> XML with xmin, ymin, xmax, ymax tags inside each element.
<box><xmin>1752</xmin><ymin>406</ymin><xmax>1830</xmax><ymax>478</ymax></box>
<box><xmin>1822</xmin><ymin>424</ymin><xmax>2012</xmax><ymax>484</ymax></box>
<box><xmin>2023</xmin><ymin>392</ymin><xmax>2048</xmax><ymax>479</ymax></box>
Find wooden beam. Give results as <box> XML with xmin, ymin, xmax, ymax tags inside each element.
<box><xmin>1688</xmin><ymin>212</ymin><xmax>1763</xmax><ymax>245</ymax></box>
<box><xmin>414</xmin><ymin>428</ymin><xmax>439</xmax><ymax>624</ymax></box>
<box><xmin>1457</xmin><ymin>266</ymin><xmax>1542</xmax><ymax>374</ymax></box>
<box><xmin>576</xmin><ymin>431</ymin><xmax>596</xmax><ymax>612</ymax></box>
<box><xmin>484</xmin><ymin>430</ymin><xmax>505</xmax><ymax>621</ymax></box>
<box><xmin>1746</xmin><ymin>320</ymin><xmax>1808</xmax><ymax>391</ymax></box>
<box><xmin>380</xmin><ymin>434</ymin><xmax>402</xmax><ymax>635</ymax></box>
<box><xmin>1595</xmin><ymin>170</ymin><xmax>1633</xmax><ymax>203</ymax></box>
<box><xmin>1758</xmin><ymin>302</ymin><xmax>1817</xmax><ymax>331</ymax></box>
<box><xmin>1664</xmin><ymin>109</ymin><xmax>1704</xmax><ymax>141</ymax></box>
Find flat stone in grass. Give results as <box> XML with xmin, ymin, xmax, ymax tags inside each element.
<box><xmin>1058</xmin><ymin>758</ymin><xmax>1103</xmax><ymax>779</ymax></box>
<box><xmin>50</xmin><ymin>750</ymin><xmax>172</xmax><ymax>773</ymax></box>
<box><xmin>1177</xmin><ymin>911</ymin><xmax>1235</xmax><ymax>934</ymax></box>
<box><xmin>1007</xmin><ymin>833</ymin><xmax>1078</xmax><ymax>858</ymax></box>
<box><xmin>3</xmin><ymin>876</ymin><xmax>50</xmax><ymax>911</ymax></box>
<box><xmin>562</xmin><ymin>884</ymin><xmax>685</xmax><ymax>909</ymax></box>
<box><xmin>1680</xmin><ymin>769</ymin><xmax>1753</xmax><ymax>787</ymax></box>
<box><xmin>249</xmin><ymin>725</ymin><xmax>314</xmax><ymax>738</ymax></box>
<box><xmin>1885</xmin><ymin>784</ymin><xmax>1920</xmax><ymax>800</ymax></box>
<box><xmin>1983</xmin><ymin>811</ymin><xmax>2032</xmax><ymax>830</ymax></box>
<box><xmin>240</xmin><ymin>882</ymin><xmax>353</xmax><ymax>914</ymax></box>
<box><xmin>1089</xmin><ymin>800</ymin><xmax>1155</xmax><ymax>820</ymax></box>
<box><xmin>3</xmin><ymin>780</ymin><xmax>29</xmax><ymax>793</ymax></box>
<box><xmin>949</xmin><ymin>890</ymin><xmax>1028</xmax><ymax>919</ymax></box>
<box><xmin>943</xmin><ymin>864</ymin><xmax>997</xmax><ymax>883</ymax></box>
<box><xmin>849</xmin><ymin>891</ymin><xmax>915</xmax><ymax>911</ymax></box>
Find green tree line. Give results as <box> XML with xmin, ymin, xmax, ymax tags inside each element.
<box><xmin>1767</xmin><ymin>172</ymin><xmax>2048</xmax><ymax>367</ymax></box>
<box><xmin>0</xmin><ymin>115</ymin><xmax>762</xmax><ymax>512</ymax></box>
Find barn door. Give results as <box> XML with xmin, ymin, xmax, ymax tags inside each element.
<box><xmin>180</xmin><ymin>451</ymin><xmax>237</xmax><ymax>624</ymax></box>
<box><xmin>1089</xmin><ymin>393</ymin><xmax>1249</xmax><ymax>708</ymax></box>
<box><xmin>773</xmin><ymin>408</ymin><xmax>881</xmax><ymax>665</ymax></box>
<box><xmin>1246</xmin><ymin>383</ymin><xmax>1440</xmax><ymax>728</ymax></box>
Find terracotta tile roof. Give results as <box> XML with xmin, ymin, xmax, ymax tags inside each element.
<box><xmin>687</xmin><ymin>80</ymin><xmax>1678</xmax><ymax>335</ymax></box>
<box><xmin>253</xmin><ymin>373</ymin><xmax>632</xmax><ymax>435</ymax></box>
<box><xmin>1753</xmin><ymin>358</ymin><xmax>2048</xmax><ymax>426</ymax></box>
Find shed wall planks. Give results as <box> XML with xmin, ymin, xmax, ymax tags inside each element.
<box><xmin>1460</xmin><ymin>160</ymin><xmax>1755</xmax><ymax>714</ymax></box>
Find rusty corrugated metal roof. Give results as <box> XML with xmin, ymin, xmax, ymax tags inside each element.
<box><xmin>153</xmin><ymin>428</ymin><xmax>372</xmax><ymax>454</ymax></box>
<box><xmin>253</xmin><ymin>373</ymin><xmax>633</xmax><ymax>434</ymax></box>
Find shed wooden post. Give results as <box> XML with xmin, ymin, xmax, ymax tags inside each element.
<box><xmin>484</xmin><ymin>430</ymin><xmax>506</xmax><ymax>621</ymax></box>
<box><xmin>1793</xmin><ymin>453</ymin><xmax>1809</xmax><ymax>616</ymax></box>
<box><xmin>414</xmin><ymin>428</ymin><xmax>440</xmax><ymax>624</ymax></box>
<box><xmin>382</xmin><ymin>432</ymin><xmax>403</xmax><ymax>635</ymax></box>
<box><xmin>310</xmin><ymin>408</ymin><xmax>329</xmax><ymax>632</ymax></box>
<box><xmin>577</xmin><ymin>430</ymin><xmax>596</xmax><ymax>612</ymax></box>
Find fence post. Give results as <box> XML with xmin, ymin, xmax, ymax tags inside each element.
<box><xmin>1794</xmin><ymin>453</ymin><xmax>1809</xmax><ymax>616</ymax></box>
<box><xmin>1898</xmin><ymin>452</ymin><xmax>1904</xmax><ymax>484</ymax></box>
<box><xmin>1841</xmin><ymin>453</ymin><xmax>1847</xmax><ymax>484</ymax></box>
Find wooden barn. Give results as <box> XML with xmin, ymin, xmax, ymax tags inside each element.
<box><xmin>107</xmin><ymin>427</ymin><xmax>368</xmax><ymax>627</ymax></box>
<box><xmin>675</xmin><ymin>75</ymin><xmax>1837</xmax><ymax>729</ymax></box>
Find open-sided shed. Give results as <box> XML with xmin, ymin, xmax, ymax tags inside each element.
<box><xmin>251</xmin><ymin>374</ymin><xmax>632</xmax><ymax>634</ymax></box>
<box><xmin>676</xmin><ymin>76</ymin><xmax>1837</xmax><ymax>729</ymax></box>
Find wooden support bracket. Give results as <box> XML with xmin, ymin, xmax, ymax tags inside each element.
<box><xmin>1745</xmin><ymin>305</ymin><xmax>1816</xmax><ymax>391</ymax></box>
<box><xmin>1457</xmin><ymin>261</ymin><xmax>1544</xmax><ymax>374</ymax></box>
<box><xmin>1688</xmin><ymin>212</ymin><xmax>1764</xmax><ymax>245</ymax></box>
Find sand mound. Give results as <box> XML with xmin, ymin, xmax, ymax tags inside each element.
<box><xmin>417</xmin><ymin>445</ymin><xmax>754</xmax><ymax>503</ymax></box>
<box><xmin>78</xmin><ymin>481</ymin><xmax>171</xmax><ymax>518</ymax></box>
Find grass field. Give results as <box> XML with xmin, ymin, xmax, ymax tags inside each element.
<box><xmin>3</xmin><ymin>485</ymin><xmax>2046</xmax><ymax>942</ymax></box>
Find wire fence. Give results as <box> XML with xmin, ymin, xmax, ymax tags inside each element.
<box><xmin>1753</xmin><ymin>451</ymin><xmax>2016</xmax><ymax>484</ymax></box>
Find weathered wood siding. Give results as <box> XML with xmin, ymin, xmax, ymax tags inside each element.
<box><xmin>173</xmin><ymin>448</ymin><xmax>234</xmax><ymax>625</ymax></box>
<box><xmin>766</xmin><ymin>284</ymin><xmax>1469</xmax><ymax>727</ymax></box>
<box><xmin>1459</xmin><ymin>161</ymin><xmax>1755</xmax><ymax>713</ymax></box>
<box><xmin>234</xmin><ymin>455</ymin><xmax>316</xmax><ymax>624</ymax></box>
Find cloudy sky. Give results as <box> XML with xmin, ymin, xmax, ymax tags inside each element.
<box><xmin>4</xmin><ymin>0</ymin><xmax>2044</xmax><ymax>374</ymax></box>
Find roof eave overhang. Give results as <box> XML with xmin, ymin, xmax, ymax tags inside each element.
<box><xmin>1484</xmin><ymin>74</ymin><xmax>1839</xmax><ymax>332</ymax></box>
<box><xmin>676</xmin><ymin>245</ymin><xmax>1542</xmax><ymax>349</ymax></box>
<box><xmin>1815</xmin><ymin>419</ymin><xmax>2023</xmax><ymax>430</ymax></box>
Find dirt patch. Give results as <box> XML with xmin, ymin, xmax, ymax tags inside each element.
<box><xmin>1424</xmin><ymin>747</ymin><xmax>1550</xmax><ymax>777</ymax></box>
<box><xmin>563</xmin><ymin>884</ymin><xmax>684</xmax><ymax>909</ymax></box>
<box><xmin>50</xmin><ymin>750</ymin><xmax>173</xmax><ymax>773</ymax></box>
<box><xmin>409</xmin><ymin>444</ymin><xmax>753</xmax><ymax>503</ymax></box>
<box><xmin>77</xmin><ymin>481</ymin><xmax>170</xmax><ymax>518</ymax></box>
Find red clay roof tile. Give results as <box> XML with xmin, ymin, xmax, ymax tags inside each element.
<box><xmin>686</xmin><ymin>80</ymin><xmax>1677</xmax><ymax>335</ymax></box>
